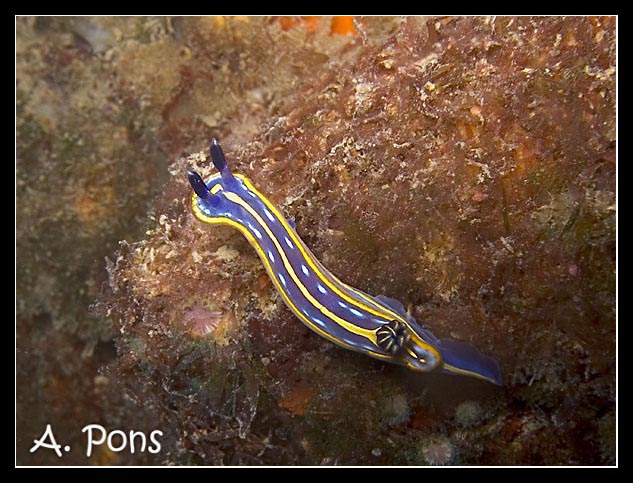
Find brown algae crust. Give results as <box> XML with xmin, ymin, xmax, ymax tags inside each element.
<box><xmin>18</xmin><ymin>16</ymin><xmax>615</xmax><ymax>465</ymax></box>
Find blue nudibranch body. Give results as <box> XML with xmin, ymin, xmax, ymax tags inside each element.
<box><xmin>188</xmin><ymin>140</ymin><xmax>502</xmax><ymax>385</ymax></box>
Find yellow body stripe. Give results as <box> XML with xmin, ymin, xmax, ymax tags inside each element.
<box><xmin>192</xmin><ymin>195</ymin><xmax>392</xmax><ymax>359</ymax></box>
<box><xmin>240</xmin><ymin>177</ymin><xmax>397</xmax><ymax>320</ymax></box>
<box><xmin>193</xmin><ymin>198</ymin><xmax>357</xmax><ymax>349</ymax></box>
<box><xmin>224</xmin><ymin>191</ymin><xmax>377</xmax><ymax>343</ymax></box>
<box><xmin>199</xmin><ymin>174</ymin><xmax>439</xmax><ymax>362</ymax></box>
<box><xmin>193</xmin><ymin>180</ymin><xmax>441</xmax><ymax>365</ymax></box>
<box><xmin>238</xmin><ymin>176</ymin><xmax>441</xmax><ymax>361</ymax></box>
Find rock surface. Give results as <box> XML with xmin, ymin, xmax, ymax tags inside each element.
<box><xmin>17</xmin><ymin>16</ymin><xmax>615</xmax><ymax>465</ymax></box>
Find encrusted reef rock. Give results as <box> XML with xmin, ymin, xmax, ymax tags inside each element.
<box><xmin>103</xmin><ymin>16</ymin><xmax>615</xmax><ymax>465</ymax></box>
<box><xmin>18</xmin><ymin>16</ymin><xmax>615</xmax><ymax>466</ymax></box>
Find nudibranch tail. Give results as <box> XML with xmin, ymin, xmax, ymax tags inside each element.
<box><xmin>187</xmin><ymin>139</ymin><xmax>503</xmax><ymax>385</ymax></box>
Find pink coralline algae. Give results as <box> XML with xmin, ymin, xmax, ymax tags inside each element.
<box><xmin>182</xmin><ymin>305</ymin><xmax>223</xmax><ymax>338</ymax></box>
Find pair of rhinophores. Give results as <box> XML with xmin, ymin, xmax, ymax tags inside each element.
<box><xmin>187</xmin><ymin>140</ymin><xmax>502</xmax><ymax>385</ymax></box>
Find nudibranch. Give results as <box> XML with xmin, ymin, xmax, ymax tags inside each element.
<box><xmin>187</xmin><ymin>140</ymin><xmax>502</xmax><ymax>385</ymax></box>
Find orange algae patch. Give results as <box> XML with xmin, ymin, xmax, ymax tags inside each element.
<box><xmin>330</xmin><ymin>16</ymin><xmax>357</xmax><ymax>36</ymax></box>
<box><xmin>278</xmin><ymin>384</ymin><xmax>315</xmax><ymax>416</ymax></box>
<box><xmin>277</xmin><ymin>16</ymin><xmax>321</xmax><ymax>32</ymax></box>
<box><xmin>276</xmin><ymin>16</ymin><xmax>358</xmax><ymax>36</ymax></box>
